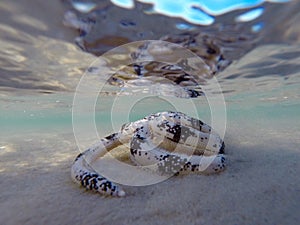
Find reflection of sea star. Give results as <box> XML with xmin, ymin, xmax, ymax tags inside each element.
<box><xmin>63</xmin><ymin>11</ymin><xmax>232</xmax><ymax>97</ymax></box>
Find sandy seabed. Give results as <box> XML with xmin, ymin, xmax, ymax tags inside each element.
<box><xmin>1</xmin><ymin>113</ymin><xmax>299</xmax><ymax>225</ymax></box>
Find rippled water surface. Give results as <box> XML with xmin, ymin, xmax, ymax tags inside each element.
<box><xmin>1</xmin><ymin>0</ymin><xmax>300</xmax><ymax>134</ymax></box>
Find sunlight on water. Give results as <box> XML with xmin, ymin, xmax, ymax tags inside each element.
<box><xmin>111</xmin><ymin>0</ymin><xmax>290</xmax><ymax>25</ymax></box>
<box><xmin>235</xmin><ymin>7</ymin><xmax>264</xmax><ymax>22</ymax></box>
<box><xmin>71</xmin><ymin>0</ymin><xmax>97</xmax><ymax>13</ymax></box>
<box><xmin>111</xmin><ymin>0</ymin><xmax>134</xmax><ymax>8</ymax></box>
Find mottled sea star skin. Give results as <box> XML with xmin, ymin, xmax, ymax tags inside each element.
<box><xmin>71</xmin><ymin>111</ymin><xmax>225</xmax><ymax>197</ymax></box>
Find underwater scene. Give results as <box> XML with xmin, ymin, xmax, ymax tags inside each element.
<box><xmin>0</xmin><ymin>0</ymin><xmax>300</xmax><ymax>224</ymax></box>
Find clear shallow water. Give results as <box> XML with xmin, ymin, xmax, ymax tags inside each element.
<box><xmin>1</xmin><ymin>1</ymin><xmax>300</xmax><ymax>225</ymax></box>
